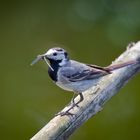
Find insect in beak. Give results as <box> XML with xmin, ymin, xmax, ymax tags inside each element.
<box><xmin>30</xmin><ymin>54</ymin><xmax>43</xmax><ymax>66</ymax></box>
<box><xmin>43</xmin><ymin>56</ymin><xmax>54</xmax><ymax>71</ymax></box>
<box><xmin>31</xmin><ymin>54</ymin><xmax>54</xmax><ymax>71</ymax></box>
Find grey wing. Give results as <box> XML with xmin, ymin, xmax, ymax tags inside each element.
<box><xmin>60</xmin><ymin>62</ymin><xmax>109</xmax><ymax>82</ymax></box>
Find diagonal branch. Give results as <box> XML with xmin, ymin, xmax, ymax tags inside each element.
<box><xmin>30</xmin><ymin>41</ymin><xmax>140</xmax><ymax>140</ymax></box>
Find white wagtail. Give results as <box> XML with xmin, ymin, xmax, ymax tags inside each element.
<box><xmin>31</xmin><ymin>47</ymin><xmax>137</xmax><ymax>116</ymax></box>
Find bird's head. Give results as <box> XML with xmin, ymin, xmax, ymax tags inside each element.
<box><xmin>31</xmin><ymin>47</ymin><xmax>69</xmax><ymax>71</ymax></box>
<box><xmin>44</xmin><ymin>47</ymin><xmax>69</xmax><ymax>62</ymax></box>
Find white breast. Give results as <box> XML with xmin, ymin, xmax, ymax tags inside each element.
<box><xmin>56</xmin><ymin>78</ymin><xmax>100</xmax><ymax>93</ymax></box>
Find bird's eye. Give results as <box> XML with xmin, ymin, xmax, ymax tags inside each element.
<box><xmin>53</xmin><ymin>53</ymin><xmax>57</xmax><ymax>56</ymax></box>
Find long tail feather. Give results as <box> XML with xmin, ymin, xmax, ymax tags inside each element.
<box><xmin>105</xmin><ymin>60</ymin><xmax>137</xmax><ymax>71</ymax></box>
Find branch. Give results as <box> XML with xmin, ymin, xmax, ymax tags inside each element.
<box><xmin>30</xmin><ymin>41</ymin><xmax>140</xmax><ymax>140</ymax></box>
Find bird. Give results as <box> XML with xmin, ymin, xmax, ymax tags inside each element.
<box><xmin>31</xmin><ymin>47</ymin><xmax>137</xmax><ymax>116</ymax></box>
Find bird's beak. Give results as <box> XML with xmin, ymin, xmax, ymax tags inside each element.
<box><xmin>30</xmin><ymin>54</ymin><xmax>45</xmax><ymax>66</ymax></box>
<box><xmin>30</xmin><ymin>54</ymin><xmax>54</xmax><ymax>71</ymax></box>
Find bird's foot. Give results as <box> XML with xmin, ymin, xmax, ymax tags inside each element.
<box><xmin>71</xmin><ymin>98</ymin><xmax>79</xmax><ymax>108</ymax></box>
<box><xmin>55</xmin><ymin>93</ymin><xmax>83</xmax><ymax>117</ymax></box>
<box><xmin>55</xmin><ymin>110</ymin><xmax>74</xmax><ymax>116</ymax></box>
<box><xmin>55</xmin><ymin>103</ymin><xmax>77</xmax><ymax>116</ymax></box>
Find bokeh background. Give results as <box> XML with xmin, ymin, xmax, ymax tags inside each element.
<box><xmin>0</xmin><ymin>0</ymin><xmax>140</xmax><ymax>140</ymax></box>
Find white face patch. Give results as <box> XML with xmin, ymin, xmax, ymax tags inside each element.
<box><xmin>45</xmin><ymin>48</ymin><xmax>67</xmax><ymax>61</ymax></box>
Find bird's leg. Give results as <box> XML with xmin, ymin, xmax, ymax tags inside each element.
<box><xmin>71</xmin><ymin>93</ymin><xmax>76</xmax><ymax>104</ymax></box>
<box><xmin>71</xmin><ymin>92</ymin><xmax>79</xmax><ymax>107</ymax></box>
<box><xmin>56</xmin><ymin>92</ymin><xmax>84</xmax><ymax>116</ymax></box>
<box><xmin>69</xmin><ymin>92</ymin><xmax>84</xmax><ymax>109</ymax></box>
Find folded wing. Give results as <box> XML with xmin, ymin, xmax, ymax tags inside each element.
<box><xmin>60</xmin><ymin>61</ymin><xmax>110</xmax><ymax>82</ymax></box>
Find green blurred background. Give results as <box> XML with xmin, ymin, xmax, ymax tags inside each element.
<box><xmin>0</xmin><ymin>0</ymin><xmax>140</xmax><ymax>140</ymax></box>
